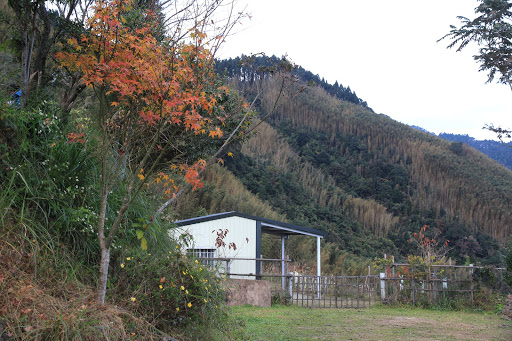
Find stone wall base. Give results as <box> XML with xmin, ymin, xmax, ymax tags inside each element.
<box><xmin>226</xmin><ymin>279</ymin><xmax>271</xmax><ymax>307</ymax></box>
<box><xmin>502</xmin><ymin>295</ymin><xmax>512</xmax><ymax>321</ymax></box>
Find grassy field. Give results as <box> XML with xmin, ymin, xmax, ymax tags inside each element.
<box><xmin>229</xmin><ymin>305</ymin><xmax>512</xmax><ymax>341</ymax></box>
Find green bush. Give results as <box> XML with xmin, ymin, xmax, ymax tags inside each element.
<box><xmin>1</xmin><ymin>103</ymin><xmax>102</xmax><ymax>263</ymax></box>
<box><xmin>111</xmin><ymin>247</ymin><xmax>228</xmax><ymax>331</ymax></box>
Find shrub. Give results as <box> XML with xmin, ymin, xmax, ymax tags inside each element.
<box><xmin>111</xmin><ymin>247</ymin><xmax>228</xmax><ymax>332</ymax></box>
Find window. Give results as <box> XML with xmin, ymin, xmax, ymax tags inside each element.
<box><xmin>187</xmin><ymin>248</ymin><xmax>216</xmax><ymax>267</ymax></box>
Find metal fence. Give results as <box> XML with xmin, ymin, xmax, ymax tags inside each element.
<box><xmin>379</xmin><ymin>263</ymin><xmax>509</xmax><ymax>305</ymax></box>
<box><xmin>196</xmin><ymin>256</ymin><xmax>509</xmax><ymax>308</ymax></box>
<box><xmin>287</xmin><ymin>274</ymin><xmax>380</xmax><ymax>308</ymax></box>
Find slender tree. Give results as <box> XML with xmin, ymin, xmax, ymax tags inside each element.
<box><xmin>57</xmin><ymin>0</ymin><xmax>249</xmax><ymax>304</ymax></box>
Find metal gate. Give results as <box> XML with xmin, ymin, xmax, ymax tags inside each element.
<box><xmin>270</xmin><ymin>275</ymin><xmax>381</xmax><ymax>308</ymax></box>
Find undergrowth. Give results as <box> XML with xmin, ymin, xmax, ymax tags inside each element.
<box><xmin>0</xmin><ymin>100</ymin><xmax>244</xmax><ymax>340</ymax></box>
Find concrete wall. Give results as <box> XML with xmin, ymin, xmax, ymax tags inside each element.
<box><xmin>226</xmin><ymin>279</ymin><xmax>271</xmax><ymax>307</ymax></box>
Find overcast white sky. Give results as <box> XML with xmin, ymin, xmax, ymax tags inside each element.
<box><xmin>217</xmin><ymin>0</ymin><xmax>512</xmax><ymax>140</ymax></box>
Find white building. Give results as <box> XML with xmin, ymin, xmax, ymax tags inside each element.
<box><xmin>172</xmin><ymin>211</ymin><xmax>327</xmax><ymax>281</ymax></box>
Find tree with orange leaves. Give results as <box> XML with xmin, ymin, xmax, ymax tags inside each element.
<box><xmin>56</xmin><ymin>0</ymin><xmax>250</xmax><ymax>304</ymax></box>
<box><xmin>410</xmin><ymin>225</ymin><xmax>451</xmax><ymax>265</ymax></box>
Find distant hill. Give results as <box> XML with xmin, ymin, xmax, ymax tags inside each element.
<box><xmin>176</xmin><ymin>58</ymin><xmax>512</xmax><ymax>271</ymax></box>
<box><xmin>215</xmin><ymin>55</ymin><xmax>370</xmax><ymax>109</ymax></box>
<box><xmin>439</xmin><ymin>133</ymin><xmax>512</xmax><ymax>170</ymax></box>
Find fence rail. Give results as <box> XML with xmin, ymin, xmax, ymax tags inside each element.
<box><xmin>287</xmin><ymin>275</ymin><xmax>380</xmax><ymax>308</ymax></box>
<box><xmin>379</xmin><ymin>263</ymin><xmax>508</xmax><ymax>305</ymax></box>
<box><xmin>194</xmin><ymin>256</ymin><xmax>508</xmax><ymax>308</ymax></box>
<box><xmin>224</xmin><ymin>272</ymin><xmax>381</xmax><ymax>308</ymax></box>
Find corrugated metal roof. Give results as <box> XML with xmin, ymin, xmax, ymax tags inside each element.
<box><xmin>175</xmin><ymin>211</ymin><xmax>327</xmax><ymax>238</ymax></box>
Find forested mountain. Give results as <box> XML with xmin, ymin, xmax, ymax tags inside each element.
<box><xmin>215</xmin><ymin>55</ymin><xmax>370</xmax><ymax>108</ymax></box>
<box><xmin>439</xmin><ymin>133</ymin><xmax>512</xmax><ymax>170</ymax></box>
<box><xmin>177</xmin><ymin>58</ymin><xmax>512</xmax><ymax>269</ymax></box>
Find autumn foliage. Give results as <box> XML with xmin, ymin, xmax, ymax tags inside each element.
<box><xmin>409</xmin><ymin>225</ymin><xmax>450</xmax><ymax>266</ymax></box>
<box><xmin>56</xmin><ymin>0</ymin><xmax>227</xmax><ymax>181</ymax></box>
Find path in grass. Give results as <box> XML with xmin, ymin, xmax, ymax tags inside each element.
<box><xmin>231</xmin><ymin>305</ymin><xmax>512</xmax><ymax>341</ymax></box>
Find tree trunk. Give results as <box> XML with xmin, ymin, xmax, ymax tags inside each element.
<box><xmin>96</xmin><ymin>172</ymin><xmax>110</xmax><ymax>305</ymax></box>
<box><xmin>11</xmin><ymin>0</ymin><xmax>41</xmax><ymax>108</ymax></box>
<box><xmin>33</xmin><ymin>4</ymin><xmax>52</xmax><ymax>90</ymax></box>
<box><xmin>20</xmin><ymin>25</ymin><xmax>35</xmax><ymax>108</ymax></box>
<box><xmin>60</xmin><ymin>72</ymin><xmax>86</xmax><ymax>125</ymax></box>
<box><xmin>96</xmin><ymin>245</ymin><xmax>110</xmax><ymax>305</ymax></box>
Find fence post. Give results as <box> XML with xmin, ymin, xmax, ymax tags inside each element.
<box><xmin>433</xmin><ymin>266</ymin><xmax>437</xmax><ymax>302</ymax></box>
<box><xmin>411</xmin><ymin>266</ymin><xmax>416</xmax><ymax>304</ymax></box>
<box><xmin>380</xmin><ymin>272</ymin><xmax>386</xmax><ymax>300</ymax></box>
<box><xmin>335</xmin><ymin>277</ymin><xmax>338</xmax><ymax>308</ymax></box>
<box><xmin>357</xmin><ymin>276</ymin><xmax>360</xmax><ymax>308</ymax></box>
<box><xmin>470</xmin><ymin>264</ymin><xmax>474</xmax><ymax>305</ymax></box>
<box><xmin>288</xmin><ymin>272</ymin><xmax>293</xmax><ymax>301</ymax></box>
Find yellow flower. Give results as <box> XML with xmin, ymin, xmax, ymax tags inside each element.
<box><xmin>187</xmin><ymin>302</ymin><xmax>192</xmax><ymax>308</ymax></box>
<box><xmin>121</xmin><ymin>263</ymin><xmax>125</xmax><ymax>268</ymax></box>
<box><xmin>137</xmin><ymin>173</ymin><xmax>145</xmax><ymax>180</ymax></box>
<box><xmin>180</xmin><ymin>286</ymin><xmax>185</xmax><ymax>290</ymax></box>
<box><xmin>159</xmin><ymin>285</ymin><xmax>163</xmax><ymax>289</ymax></box>
<box><xmin>130</xmin><ymin>297</ymin><xmax>136</xmax><ymax>302</ymax></box>
<box><xmin>185</xmin><ymin>290</ymin><xmax>189</xmax><ymax>294</ymax></box>
<box><xmin>204</xmin><ymin>299</ymin><xmax>207</xmax><ymax>303</ymax></box>
<box><xmin>126</xmin><ymin>257</ymin><xmax>131</xmax><ymax>260</ymax></box>
<box><xmin>199</xmin><ymin>268</ymin><xmax>202</xmax><ymax>271</ymax></box>
<box><xmin>175</xmin><ymin>245</ymin><xmax>179</xmax><ymax>249</ymax></box>
<box><xmin>176</xmin><ymin>307</ymin><xmax>179</xmax><ymax>312</ymax></box>
<box><xmin>195</xmin><ymin>260</ymin><xmax>199</xmax><ymax>264</ymax></box>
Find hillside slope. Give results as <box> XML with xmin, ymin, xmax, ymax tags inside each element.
<box><xmin>180</xmin><ymin>60</ymin><xmax>511</xmax><ymax>266</ymax></box>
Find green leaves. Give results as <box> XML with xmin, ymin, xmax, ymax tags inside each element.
<box><xmin>135</xmin><ymin>229</ymin><xmax>144</xmax><ymax>240</ymax></box>
<box><xmin>135</xmin><ymin>229</ymin><xmax>147</xmax><ymax>250</ymax></box>
<box><xmin>440</xmin><ymin>0</ymin><xmax>512</xmax><ymax>85</ymax></box>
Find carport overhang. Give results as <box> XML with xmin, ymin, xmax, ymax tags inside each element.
<box><xmin>175</xmin><ymin>211</ymin><xmax>327</xmax><ymax>291</ymax></box>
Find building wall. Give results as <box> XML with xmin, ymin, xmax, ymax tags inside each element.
<box><xmin>171</xmin><ymin>216</ymin><xmax>257</xmax><ymax>279</ymax></box>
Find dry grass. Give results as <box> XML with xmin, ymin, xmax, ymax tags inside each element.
<box><xmin>0</xmin><ymin>225</ymin><xmax>170</xmax><ymax>340</ymax></box>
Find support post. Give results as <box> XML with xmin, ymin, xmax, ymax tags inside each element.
<box><xmin>317</xmin><ymin>236</ymin><xmax>321</xmax><ymax>299</ymax></box>
<box><xmin>255</xmin><ymin>221</ymin><xmax>262</xmax><ymax>279</ymax></box>
<box><xmin>281</xmin><ymin>235</ymin><xmax>286</xmax><ymax>291</ymax></box>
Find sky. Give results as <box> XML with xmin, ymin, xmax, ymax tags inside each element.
<box><xmin>217</xmin><ymin>0</ymin><xmax>512</xmax><ymax>140</ymax></box>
